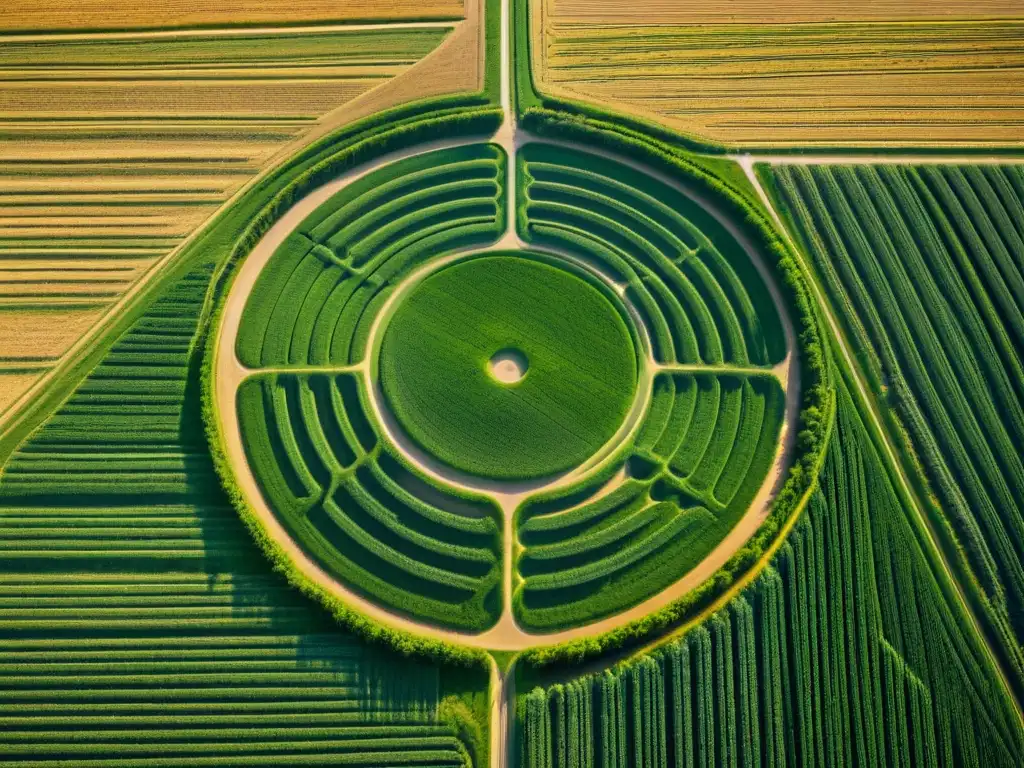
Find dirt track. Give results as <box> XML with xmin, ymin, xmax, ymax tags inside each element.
<box><xmin>211</xmin><ymin>61</ymin><xmax>801</xmax><ymax>653</ymax></box>
<box><xmin>206</xmin><ymin>1</ymin><xmax>800</xmax><ymax>764</ymax></box>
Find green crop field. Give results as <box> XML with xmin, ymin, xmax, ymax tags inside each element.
<box><xmin>3</xmin><ymin>0</ymin><xmax>1022</xmax><ymax>764</ymax></box>
<box><xmin>381</xmin><ymin>254</ymin><xmax>639</xmax><ymax>481</ymax></box>
<box><xmin>511</xmin><ymin>142</ymin><xmax>788</xmax><ymax>630</ymax></box>
<box><xmin>235</xmin><ymin>143</ymin><xmax>509</xmax><ymax>370</ymax></box>
<box><xmin>231</xmin><ymin>143</ymin><xmax>508</xmax><ymax>632</ymax></box>
<box><xmin>519</xmin><ymin>383</ymin><xmax>1024</xmax><ymax>767</ymax></box>
<box><xmin>0</xmin><ymin>255</ymin><xmax>486</xmax><ymax>767</ymax></box>
<box><xmin>517</xmin><ymin>143</ymin><xmax>786</xmax><ymax>368</ymax></box>
<box><xmin>218</xmin><ymin>134</ymin><xmax>792</xmax><ymax>637</ymax></box>
<box><xmin>765</xmin><ymin>162</ymin><xmax>1024</xmax><ymax>695</ymax></box>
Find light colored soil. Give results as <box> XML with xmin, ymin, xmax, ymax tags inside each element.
<box><xmin>0</xmin><ymin>307</ymin><xmax>108</xmax><ymax>360</ymax></box>
<box><xmin>489</xmin><ymin>655</ymin><xmax>516</xmax><ymax>768</ymax></box>
<box><xmin>535</xmin><ymin>0</ymin><xmax>1024</xmax><ymax>148</ymax></box>
<box><xmin>489</xmin><ymin>351</ymin><xmax>526</xmax><ymax>384</ymax></box>
<box><xmin>548</xmin><ymin>0</ymin><xmax>1022</xmax><ymax>23</ymax></box>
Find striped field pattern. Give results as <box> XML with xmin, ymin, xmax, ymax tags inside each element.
<box><xmin>0</xmin><ymin>20</ymin><xmax>457</xmax><ymax>418</ymax></box>
<box><xmin>0</xmin><ymin>256</ymin><xmax>477</xmax><ymax>767</ymax></box>
<box><xmin>519</xmin><ymin>384</ymin><xmax>1024</xmax><ymax>768</ymax></box>
<box><xmin>532</xmin><ymin>0</ymin><xmax>1024</xmax><ymax>147</ymax></box>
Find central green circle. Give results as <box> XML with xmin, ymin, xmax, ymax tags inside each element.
<box><xmin>378</xmin><ymin>253</ymin><xmax>639</xmax><ymax>482</ymax></box>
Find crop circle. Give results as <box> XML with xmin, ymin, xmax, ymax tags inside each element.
<box><xmin>212</xmin><ymin>140</ymin><xmax>797</xmax><ymax>644</ymax></box>
<box><xmin>378</xmin><ymin>253</ymin><xmax>639</xmax><ymax>482</ymax></box>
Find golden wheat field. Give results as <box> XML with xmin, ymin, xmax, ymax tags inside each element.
<box><xmin>0</xmin><ymin>0</ymin><xmax>465</xmax><ymax>31</ymax></box>
<box><xmin>533</xmin><ymin>0</ymin><xmax>1024</xmax><ymax>147</ymax></box>
<box><xmin>0</xmin><ymin>1</ymin><xmax>483</xmax><ymax>422</ymax></box>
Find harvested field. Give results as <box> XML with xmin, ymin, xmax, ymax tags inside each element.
<box><xmin>0</xmin><ymin>372</ymin><xmax>40</xmax><ymax>417</ymax></box>
<box><xmin>0</xmin><ymin>14</ymin><xmax>475</xmax><ymax>427</ymax></box>
<box><xmin>533</xmin><ymin>0</ymin><xmax>1024</xmax><ymax>147</ymax></box>
<box><xmin>1</xmin><ymin>0</ymin><xmax>465</xmax><ymax>32</ymax></box>
<box><xmin>549</xmin><ymin>0</ymin><xmax>1022</xmax><ymax>23</ymax></box>
<box><xmin>0</xmin><ymin>307</ymin><xmax>107</xmax><ymax>361</ymax></box>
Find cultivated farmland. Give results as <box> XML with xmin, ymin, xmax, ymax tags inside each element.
<box><xmin>381</xmin><ymin>254</ymin><xmax>640</xmax><ymax>481</ymax></box>
<box><xmin>5</xmin><ymin>0</ymin><xmax>1023</xmax><ymax>764</ymax></box>
<box><xmin>512</xmin><ymin>142</ymin><xmax>790</xmax><ymax>630</ymax></box>
<box><xmin>2</xmin><ymin>0</ymin><xmax>466</xmax><ymax>30</ymax></box>
<box><xmin>229</xmin><ymin>144</ymin><xmax>508</xmax><ymax>631</ymax></box>
<box><xmin>0</xmin><ymin>6</ymin><xmax>476</xmax><ymax>425</ymax></box>
<box><xmin>519</xmin><ymin>384</ymin><xmax>1024</xmax><ymax>767</ymax></box>
<box><xmin>766</xmin><ymin>161</ymin><xmax>1024</xmax><ymax>695</ymax></box>
<box><xmin>0</xmin><ymin>254</ymin><xmax>485</xmax><ymax>767</ymax></box>
<box><xmin>212</xmin><ymin>129</ymin><xmax>798</xmax><ymax>642</ymax></box>
<box><xmin>530</xmin><ymin>0</ymin><xmax>1024</xmax><ymax>147</ymax></box>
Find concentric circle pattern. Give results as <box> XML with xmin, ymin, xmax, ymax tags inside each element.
<box><xmin>379</xmin><ymin>253</ymin><xmax>639</xmax><ymax>482</ymax></box>
<box><xmin>219</xmin><ymin>139</ymin><xmax>794</xmax><ymax>638</ymax></box>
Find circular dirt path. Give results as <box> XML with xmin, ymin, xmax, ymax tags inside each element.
<box><xmin>211</xmin><ymin>132</ymin><xmax>800</xmax><ymax>651</ymax></box>
<box><xmin>211</xmin><ymin>0</ymin><xmax>800</xmax><ymax>652</ymax></box>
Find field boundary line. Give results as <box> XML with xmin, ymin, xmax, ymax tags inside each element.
<box><xmin>743</xmin><ymin>153</ymin><xmax>1024</xmax><ymax>167</ymax></box>
<box><xmin>0</xmin><ymin>21</ymin><xmax>460</xmax><ymax>44</ymax></box>
<box><xmin>0</xmin><ymin>10</ymin><xmax>480</xmax><ymax>446</ymax></box>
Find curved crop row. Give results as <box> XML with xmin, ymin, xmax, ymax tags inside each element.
<box><xmin>237</xmin><ymin>143</ymin><xmax>507</xmax><ymax>369</ymax></box>
<box><xmin>515</xmin><ymin>373</ymin><xmax>784</xmax><ymax>631</ymax></box>
<box><xmin>517</xmin><ymin>142</ymin><xmax>786</xmax><ymax>367</ymax></box>
<box><xmin>237</xmin><ymin>373</ymin><xmax>502</xmax><ymax>632</ymax></box>
<box><xmin>637</xmin><ymin>373</ymin><xmax>785</xmax><ymax>510</ymax></box>
<box><xmin>229</xmin><ymin>143</ymin><xmax>509</xmax><ymax>634</ymax></box>
<box><xmin>511</xmin><ymin>142</ymin><xmax>789</xmax><ymax>632</ymax></box>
